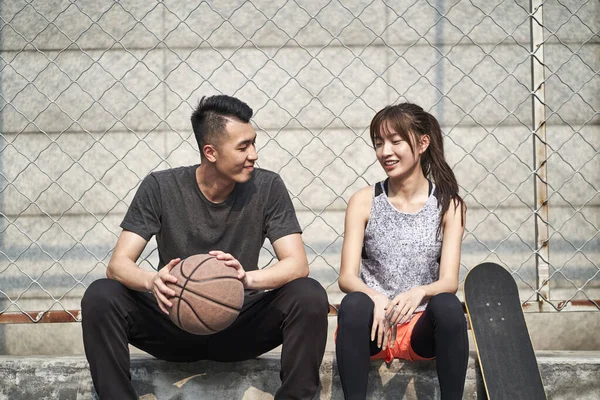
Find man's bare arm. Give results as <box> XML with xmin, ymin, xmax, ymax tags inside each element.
<box><xmin>107</xmin><ymin>230</ymin><xmax>180</xmax><ymax>314</ymax></box>
<box><xmin>210</xmin><ymin>233</ymin><xmax>309</xmax><ymax>290</ymax></box>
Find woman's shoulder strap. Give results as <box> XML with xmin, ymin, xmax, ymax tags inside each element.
<box><xmin>374</xmin><ymin>179</ymin><xmax>387</xmax><ymax>197</ymax></box>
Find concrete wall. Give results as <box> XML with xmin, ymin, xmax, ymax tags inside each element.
<box><xmin>0</xmin><ymin>0</ymin><xmax>598</xmax><ymax>354</ymax></box>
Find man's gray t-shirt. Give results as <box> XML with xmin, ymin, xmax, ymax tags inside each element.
<box><xmin>121</xmin><ymin>165</ymin><xmax>302</xmax><ymax>296</ymax></box>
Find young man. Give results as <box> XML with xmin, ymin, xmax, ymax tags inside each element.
<box><xmin>81</xmin><ymin>95</ymin><xmax>329</xmax><ymax>399</ymax></box>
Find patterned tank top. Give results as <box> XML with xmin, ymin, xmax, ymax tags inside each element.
<box><xmin>359</xmin><ymin>179</ymin><xmax>442</xmax><ymax>312</ymax></box>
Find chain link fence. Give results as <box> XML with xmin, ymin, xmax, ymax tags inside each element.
<box><xmin>0</xmin><ymin>0</ymin><xmax>598</xmax><ymax>323</ymax></box>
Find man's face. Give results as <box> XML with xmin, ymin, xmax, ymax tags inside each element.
<box><xmin>211</xmin><ymin>119</ymin><xmax>258</xmax><ymax>183</ymax></box>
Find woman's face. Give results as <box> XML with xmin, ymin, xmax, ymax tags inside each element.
<box><xmin>373</xmin><ymin>122</ymin><xmax>427</xmax><ymax>179</ymax></box>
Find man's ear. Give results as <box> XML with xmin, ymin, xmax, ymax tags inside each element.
<box><xmin>203</xmin><ymin>144</ymin><xmax>217</xmax><ymax>162</ymax></box>
<box><xmin>419</xmin><ymin>134</ymin><xmax>431</xmax><ymax>154</ymax></box>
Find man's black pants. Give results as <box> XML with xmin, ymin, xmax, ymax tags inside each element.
<box><xmin>81</xmin><ymin>277</ymin><xmax>329</xmax><ymax>399</ymax></box>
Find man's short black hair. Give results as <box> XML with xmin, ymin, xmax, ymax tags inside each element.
<box><xmin>190</xmin><ymin>95</ymin><xmax>253</xmax><ymax>156</ymax></box>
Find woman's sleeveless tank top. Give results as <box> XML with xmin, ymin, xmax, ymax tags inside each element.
<box><xmin>359</xmin><ymin>180</ymin><xmax>442</xmax><ymax>312</ymax></box>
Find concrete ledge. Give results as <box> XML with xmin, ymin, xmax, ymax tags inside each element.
<box><xmin>0</xmin><ymin>351</ymin><xmax>599</xmax><ymax>399</ymax></box>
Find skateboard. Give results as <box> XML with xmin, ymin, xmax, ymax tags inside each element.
<box><xmin>464</xmin><ymin>262</ymin><xmax>547</xmax><ymax>400</ymax></box>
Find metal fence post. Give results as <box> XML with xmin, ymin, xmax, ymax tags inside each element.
<box><xmin>530</xmin><ymin>0</ymin><xmax>550</xmax><ymax>309</ymax></box>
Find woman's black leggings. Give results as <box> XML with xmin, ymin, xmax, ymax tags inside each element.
<box><xmin>336</xmin><ymin>292</ymin><xmax>468</xmax><ymax>400</ymax></box>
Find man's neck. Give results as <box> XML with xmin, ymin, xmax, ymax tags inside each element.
<box><xmin>196</xmin><ymin>164</ymin><xmax>236</xmax><ymax>204</ymax></box>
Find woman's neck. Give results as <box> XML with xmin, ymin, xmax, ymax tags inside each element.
<box><xmin>387</xmin><ymin>171</ymin><xmax>429</xmax><ymax>202</ymax></box>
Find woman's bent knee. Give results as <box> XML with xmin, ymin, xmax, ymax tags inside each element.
<box><xmin>428</xmin><ymin>293</ymin><xmax>462</xmax><ymax>313</ymax></box>
<box><xmin>427</xmin><ymin>293</ymin><xmax>466</xmax><ymax>332</ymax></box>
<box><xmin>338</xmin><ymin>292</ymin><xmax>374</xmax><ymax>328</ymax></box>
<box><xmin>339</xmin><ymin>292</ymin><xmax>373</xmax><ymax>315</ymax></box>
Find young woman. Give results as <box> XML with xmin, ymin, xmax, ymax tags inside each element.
<box><xmin>336</xmin><ymin>103</ymin><xmax>468</xmax><ymax>400</ymax></box>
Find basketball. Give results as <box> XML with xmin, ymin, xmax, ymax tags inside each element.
<box><xmin>167</xmin><ymin>254</ymin><xmax>244</xmax><ymax>335</ymax></box>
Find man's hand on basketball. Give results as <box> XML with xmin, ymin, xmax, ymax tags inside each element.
<box><xmin>385</xmin><ymin>286</ymin><xmax>426</xmax><ymax>326</ymax></box>
<box><xmin>209</xmin><ymin>251</ymin><xmax>250</xmax><ymax>288</ymax></box>
<box><xmin>149</xmin><ymin>257</ymin><xmax>180</xmax><ymax>315</ymax></box>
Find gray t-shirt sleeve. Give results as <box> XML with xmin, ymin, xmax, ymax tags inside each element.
<box><xmin>264</xmin><ymin>175</ymin><xmax>302</xmax><ymax>243</ymax></box>
<box><xmin>120</xmin><ymin>174</ymin><xmax>162</xmax><ymax>241</ymax></box>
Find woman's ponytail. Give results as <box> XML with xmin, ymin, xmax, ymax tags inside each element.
<box><xmin>421</xmin><ymin>112</ymin><xmax>466</xmax><ymax>234</ymax></box>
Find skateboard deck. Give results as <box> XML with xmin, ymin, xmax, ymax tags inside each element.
<box><xmin>464</xmin><ymin>262</ymin><xmax>547</xmax><ymax>400</ymax></box>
